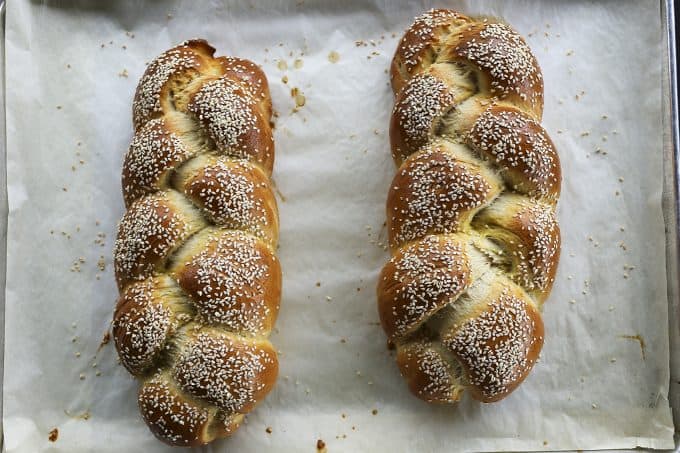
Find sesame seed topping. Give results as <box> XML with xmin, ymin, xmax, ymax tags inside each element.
<box><xmin>388</xmin><ymin>146</ymin><xmax>496</xmax><ymax>246</ymax></box>
<box><xmin>455</xmin><ymin>22</ymin><xmax>542</xmax><ymax>107</ymax></box>
<box><xmin>113</xmin><ymin>277</ymin><xmax>187</xmax><ymax>374</ymax></box>
<box><xmin>445</xmin><ymin>289</ymin><xmax>541</xmax><ymax>399</ymax></box>
<box><xmin>381</xmin><ymin>10</ymin><xmax>558</xmax><ymax>404</ymax></box>
<box><xmin>394</xmin><ymin>74</ymin><xmax>453</xmax><ymax>155</ymax></box>
<box><xmin>139</xmin><ymin>376</ymin><xmax>211</xmax><ymax>445</ymax></box>
<box><xmin>383</xmin><ymin>236</ymin><xmax>470</xmax><ymax>337</ymax></box>
<box><xmin>397</xmin><ymin>9</ymin><xmax>464</xmax><ymax>74</ymax></box>
<box><xmin>469</xmin><ymin>107</ymin><xmax>559</xmax><ymax>200</ymax></box>
<box><xmin>113</xmin><ymin>192</ymin><xmax>198</xmax><ymax>287</ymax></box>
<box><xmin>188</xmin><ymin>77</ymin><xmax>259</xmax><ymax>158</ymax></box>
<box><xmin>123</xmin><ymin>119</ymin><xmax>194</xmax><ymax>206</ymax></box>
<box><xmin>176</xmin><ymin>230</ymin><xmax>277</xmax><ymax>334</ymax></box>
<box><xmin>133</xmin><ymin>44</ymin><xmax>203</xmax><ymax>130</ymax></box>
<box><xmin>184</xmin><ymin>159</ymin><xmax>274</xmax><ymax>245</ymax></box>
<box><xmin>115</xmin><ymin>40</ymin><xmax>280</xmax><ymax>445</ymax></box>
<box><xmin>174</xmin><ymin>331</ymin><xmax>275</xmax><ymax>413</ymax></box>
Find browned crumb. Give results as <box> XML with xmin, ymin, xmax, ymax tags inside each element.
<box><xmin>327</xmin><ymin>51</ymin><xmax>340</xmax><ymax>63</ymax></box>
<box><xmin>97</xmin><ymin>331</ymin><xmax>110</xmax><ymax>352</ymax></box>
<box><xmin>265</xmin><ymin>426</ymin><xmax>273</xmax><ymax>434</ymax></box>
<box><xmin>295</xmin><ymin>93</ymin><xmax>306</xmax><ymax>108</ymax></box>
<box><xmin>621</xmin><ymin>334</ymin><xmax>646</xmax><ymax>360</ymax></box>
<box><xmin>316</xmin><ymin>439</ymin><xmax>326</xmax><ymax>451</ymax></box>
<box><xmin>316</xmin><ymin>281</ymin><xmax>321</xmax><ymax>287</ymax></box>
<box><xmin>48</xmin><ymin>428</ymin><xmax>59</xmax><ymax>442</ymax></box>
<box><xmin>371</xmin><ymin>409</ymin><xmax>378</xmax><ymax>415</ymax></box>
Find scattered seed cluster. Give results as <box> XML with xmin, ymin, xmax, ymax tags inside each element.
<box><xmin>133</xmin><ymin>44</ymin><xmax>203</xmax><ymax>129</ymax></box>
<box><xmin>455</xmin><ymin>22</ymin><xmax>542</xmax><ymax>107</ymax></box>
<box><xmin>389</xmin><ymin>147</ymin><xmax>493</xmax><ymax>245</ymax></box>
<box><xmin>469</xmin><ymin>107</ymin><xmax>559</xmax><ymax>199</ymax></box>
<box><xmin>384</xmin><ymin>236</ymin><xmax>470</xmax><ymax>337</ymax></box>
<box><xmin>112</xmin><ymin>40</ymin><xmax>279</xmax><ymax>446</ymax></box>
<box><xmin>189</xmin><ymin>77</ymin><xmax>258</xmax><ymax>157</ymax></box>
<box><xmin>444</xmin><ymin>290</ymin><xmax>540</xmax><ymax>399</ymax></box>
<box><xmin>113</xmin><ymin>193</ymin><xmax>192</xmax><ymax>285</ymax></box>
<box><xmin>397</xmin><ymin>9</ymin><xmax>463</xmax><ymax>72</ymax></box>
<box><xmin>380</xmin><ymin>10</ymin><xmax>559</xmax><ymax>403</ymax></box>
<box><xmin>185</xmin><ymin>160</ymin><xmax>270</xmax><ymax>242</ymax></box>
<box><xmin>123</xmin><ymin>119</ymin><xmax>193</xmax><ymax>205</ymax></box>
<box><xmin>174</xmin><ymin>332</ymin><xmax>273</xmax><ymax>413</ymax></box>
<box><xmin>180</xmin><ymin>231</ymin><xmax>273</xmax><ymax>333</ymax></box>
<box><xmin>139</xmin><ymin>376</ymin><xmax>210</xmax><ymax>446</ymax></box>
<box><xmin>394</xmin><ymin>74</ymin><xmax>453</xmax><ymax>153</ymax></box>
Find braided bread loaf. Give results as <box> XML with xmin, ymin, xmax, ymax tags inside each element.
<box><xmin>378</xmin><ymin>10</ymin><xmax>561</xmax><ymax>403</ymax></box>
<box><xmin>112</xmin><ymin>40</ymin><xmax>280</xmax><ymax>446</ymax></box>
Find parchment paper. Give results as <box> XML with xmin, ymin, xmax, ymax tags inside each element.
<box><xmin>2</xmin><ymin>1</ymin><xmax>674</xmax><ymax>451</ymax></box>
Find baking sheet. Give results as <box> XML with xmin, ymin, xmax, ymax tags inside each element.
<box><xmin>2</xmin><ymin>0</ymin><xmax>675</xmax><ymax>451</ymax></box>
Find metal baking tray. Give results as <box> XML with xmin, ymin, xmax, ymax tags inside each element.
<box><xmin>0</xmin><ymin>0</ymin><xmax>676</xmax><ymax>451</ymax></box>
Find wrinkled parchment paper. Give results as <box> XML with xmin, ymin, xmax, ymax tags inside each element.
<box><xmin>2</xmin><ymin>1</ymin><xmax>674</xmax><ymax>451</ymax></box>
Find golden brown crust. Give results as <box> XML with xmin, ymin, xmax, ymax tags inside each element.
<box><xmin>113</xmin><ymin>191</ymin><xmax>205</xmax><ymax>291</ymax></box>
<box><xmin>187</xmin><ymin>76</ymin><xmax>275</xmax><ymax>174</ymax></box>
<box><xmin>170</xmin><ymin>229</ymin><xmax>281</xmax><ymax>335</ymax></box>
<box><xmin>178</xmin><ymin>156</ymin><xmax>279</xmax><ymax>248</ymax></box>
<box><xmin>380</xmin><ymin>10</ymin><xmax>559</xmax><ymax>405</ymax></box>
<box><xmin>445</xmin><ymin>22</ymin><xmax>543</xmax><ymax>118</ymax></box>
<box><xmin>390</xmin><ymin>9</ymin><xmax>472</xmax><ymax>94</ymax></box>
<box><xmin>138</xmin><ymin>373</ymin><xmax>244</xmax><ymax>447</ymax></box>
<box><xmin>122</xmin><ymin>118</ymin><xmax>195</xmax><ymax>208</ymax></box>
<box><xmin>473</xmin><ymin>196</ymin><xmax>561</xmax><ymax>301</ymax></box>
<box><xmin>112</xmin><ymin>276</ymin><xmax>192</xmax><ymax>376</ymax></box>
<box><xmin>389</xmin><ymin>73</ymin><xmax>456</xmax><ymax>163</ymax></box>
<box><xmin>218</xmin><ymin>57</ymin><xmax>272</xmax><ymax>117</ymax></box>
<box><xmin>386</xmin><ymin>144</ymin><xmax>502</xmax><ymax>249</ymax></box>
<box><xmin>114</xmin><ymin>41</ymin><xmax>280</xmax><ymax>446</ymax></box>
<box><xmin>173</xmin><ymin>329</ymin><xmax>278</xmax><ymax>414</ymax></box>
<box><xmin>133</xmin><ymin>40</ymin><xmax>216</xmax><ymax>132</ymax></box>
<box><xmin>378</xmin><ymin>235</ymin><xmax>471</xmax><ymax>340</ymax></box>
<box><xmin>395</xmin><ymin>338</ymin><xmax>464</xmax><ymax>403</ymax></box>
<box><xmin>442</xmin><ymin>284</ymin><xmax>544</xmax><ymax>402</ymax></box>
<box><xmin>467</xmin><ymin>104</ymin><xmax>560</xmax><ymax>201</ymax></box>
